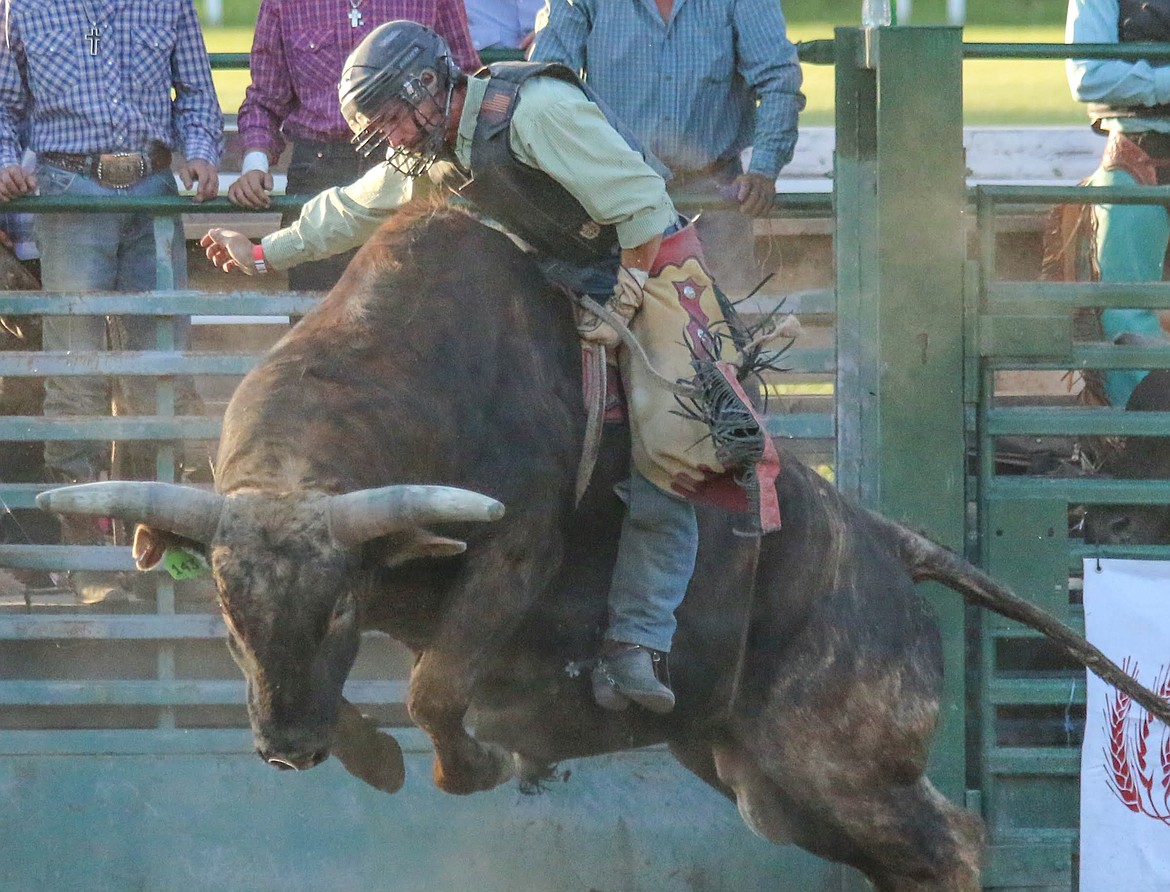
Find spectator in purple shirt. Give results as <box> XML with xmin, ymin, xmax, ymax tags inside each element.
<box><xmin>229</xmin><ymin>0</ymin><xmax>480</xmax><ymax>294</ymax></box>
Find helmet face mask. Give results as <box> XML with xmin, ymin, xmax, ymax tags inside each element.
<box><xmin>350</xmin><ymin>71</ymin><xmax>451</xmax><ymax>178</ymax></box>
<box><xmin>340</xmin><ymin>22</ymin><xmax>460</xmax><ymax>177</ymax></box>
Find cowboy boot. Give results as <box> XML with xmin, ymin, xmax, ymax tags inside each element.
<box><xmin>592</xmin><ymin>641</ymin><xmax>675</xmax><ymax>714</ymax></box>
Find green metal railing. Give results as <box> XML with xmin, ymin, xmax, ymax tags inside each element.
<box><xmin>972</xmin><ymin>179</ymin><xmax>1170</xmax><ymax>887</ymax></box>
<box><xmin>832</xmin><ymin>29</ymin><xmax>1170</xmax><ymax>891</ymax></box>
<box><xmin>962</xmin><ymin>42</ymin><xmax>1170</xmax><ymax>890</ymax></box>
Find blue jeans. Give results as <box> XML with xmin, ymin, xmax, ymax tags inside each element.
<box><xmin>283</xmin><ymin>139</ymin><xmax>381</xmax><ymax>293</ymax></box>
<box><xmin>604</xmin><ymin>470</ymin><xmax>698</xmax><ymax>652</ymax></box>
<box><xmin>35</xmin><ymin>164</ymin><xmax>191</xmax><ymax>481</ymax></box>
<box><xmin>1089</xmin><ymin>166</ymin><xmax>1170</xmax><ymax>407</ymax></box>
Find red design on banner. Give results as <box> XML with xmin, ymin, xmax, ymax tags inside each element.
<box><xmin>1102</xmin><ymin>658</ymin><xmax>1170</xmax><ymax>823</ymax></box>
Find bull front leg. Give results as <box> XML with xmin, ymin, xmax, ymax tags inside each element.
<box><xmin>405</xmin><ymin>531</ymin><xmax>560</xmax><ymax>795</ymax></box>
<box><xmin>408</xmin><ymin>648</ymin><xmax>516</xmax><ymax>795</ymax></box>
<box><xmin>331</xmin><ymin>698</ymin><xmax>405</xmax><ymax>794</ymax></box>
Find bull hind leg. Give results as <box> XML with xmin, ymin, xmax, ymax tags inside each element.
<box><xmin>712</xmin><ymin>742</ymin><xmax>984</xmax><ymax>891</ymax></box>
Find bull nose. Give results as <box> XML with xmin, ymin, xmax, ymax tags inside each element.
<box><xmin>260</xmin><ymin>748</ymin><xmax>328</xmax><ymax>771</ymax></box>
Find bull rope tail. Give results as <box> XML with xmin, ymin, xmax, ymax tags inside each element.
<box><xmin>877</xmin><ymin>511</ymin><xmax>1170</xmax><ymax>727</ymax></box>
<box><xmin>576</xmin><ymin>295</ymin><xmax>699</xmax><ymax>399</ymax></box>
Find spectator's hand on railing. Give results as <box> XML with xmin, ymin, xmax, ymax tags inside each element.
<box><xmin>734</xmin><ymin>172</ymin><xmax>776</xmax><ymax>218</ymax></box>
<box><xmin>0</xmin><ymin>164</ymin><xmax>35</xmax><ymax>202</ymax></box>
<box><xmin>227</xmin><ymin>169</ymin><xmax>274</xmax><ymax>210</ymax></box>
<box><xmin>201</xmin><ymin>228</ymin><xmax>259</xmax><ymax>274</ymax></box>
<box><xmin>180</xmin><ymin>158</ymin><xmax>219</xmax><ymax>203</ymax></box>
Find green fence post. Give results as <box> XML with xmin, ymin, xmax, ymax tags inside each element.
<box><xmin>834</xmin><ymin>26</ymin><xmax>968</xmax><ymax>800</ymax></box>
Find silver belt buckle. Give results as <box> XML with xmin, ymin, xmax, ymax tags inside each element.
<box><xmin>96</xmin><ymin>152</ymin><xmax>147</xmax><ymax>189</ymax></box>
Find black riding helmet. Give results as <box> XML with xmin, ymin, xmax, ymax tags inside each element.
<box><xmin>339</xmin><ymin>21</ymin><xmax>462</xmax><ymax>177</ymax></box>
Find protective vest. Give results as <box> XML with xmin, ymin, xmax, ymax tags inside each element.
<box><xmin>1087</xmin><ymin>0</ymin><xmax>1170</xmax><ymax>125</ymax></box>
<box><xmin>428</xmin><ymin>62</ymin><xmax>663</xmax><ymax>266</ymax></box>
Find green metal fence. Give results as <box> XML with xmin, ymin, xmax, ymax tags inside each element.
<box><xmin>833</xmin><ymin>29</ymin><xmax>1170</xmax><ymax>890</ymax></box>
<box><xmin>972</xmin><ymin>183</ymin><xmax>1170</xmax><ymax>891</ymax></box>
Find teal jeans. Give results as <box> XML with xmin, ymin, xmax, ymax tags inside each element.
<box><xmin>1089</xmin><ymin>166</ymin><xmax>1170</xmax><ymax>407</ymax></box>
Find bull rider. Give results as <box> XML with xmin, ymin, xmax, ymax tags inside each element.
<box><xmin>201</xmin><ymin>20</ymin><xmax>781</xmax><ymax>715</ymax></box>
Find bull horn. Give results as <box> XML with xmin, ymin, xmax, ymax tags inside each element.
<box><xmin>328</xmin><ymin>484</ymin><xmax>505</xmax><ymax>548</ymax></box>
<box><xmin>36</xmin><ymin>481</ymin><xmax>224</xmax><ymax>545</ymax></box>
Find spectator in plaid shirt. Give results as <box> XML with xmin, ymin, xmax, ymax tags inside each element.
<box><xmin>228</xmin><ymin>0</ymin><xmax>479</xmax><ymax>294</ymax></box>
<box><xmin>0</xmin><ymin>0</ymin><xmax>223</xmax><ymax>604</ymax></box>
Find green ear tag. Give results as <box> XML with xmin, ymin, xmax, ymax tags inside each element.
<box><xmin>162</xmin><ymin>547</ymin><xmax>210</xmax><ymax>580</ymax></box>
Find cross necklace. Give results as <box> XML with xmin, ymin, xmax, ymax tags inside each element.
<box><xmin>347</xmin><ymin>0</ymin><xmax>365</xmax><ymax>28</ymax></box>
<box><xmin>81</xmin><ymin>2</ymin><xmax>102</xmax><ymax>56</ymax></box>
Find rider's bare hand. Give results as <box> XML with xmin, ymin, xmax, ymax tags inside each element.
<box><xmin>200</xmin><ymin>228</ymin><xmax>258</xmax><ymax>274</ymax></box>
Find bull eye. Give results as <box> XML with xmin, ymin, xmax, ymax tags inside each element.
<box><xmin>1109</xmin><ymin>516</ymin><xmax>1132</xmax><ymax>537</ymax></box>
<box><xmin>328</xmin><ymin>594</ymin><xmax>356</xmax><ymax>635</ymax></box>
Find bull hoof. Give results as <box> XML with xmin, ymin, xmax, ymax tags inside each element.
<box><xmin>332</xmin><ymin>700</ymin><xmax>405</xmax><ymax>794</ymax></box>
<box><xmin>515</xmin><ymin>754</ymin><xmax>565</xmax><ymax>794</ymax></box>
<box><xmin>433</xmin><ymin>741</ymin><xmax>515</xmax><ymax>795</ymax></box>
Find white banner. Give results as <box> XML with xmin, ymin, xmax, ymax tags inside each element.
<box><xmin>1081</xmin><ymin>559</ymin><xmax>1170</xmax><ymax>891</ymax></box>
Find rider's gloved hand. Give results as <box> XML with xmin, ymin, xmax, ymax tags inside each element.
<box><xmin>576</xmin><ymin>267</ymin><xmax>649</xmax><ymax>347</ymax></box>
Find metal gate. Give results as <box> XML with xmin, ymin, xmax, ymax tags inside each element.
<box><xmin>970</xmin><ymin>182</ymin><xmax>1170</xmax><ymax>890</ymax></box>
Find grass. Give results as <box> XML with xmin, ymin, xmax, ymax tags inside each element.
<box><xmin>785</xmin><ymin>23</ymin><xmax>1081</xmax><ymax>126</ymax></box>
<box><xmin>202</xmin><ymin>20</ymin><xmax>1083</xmax><ymax>128</ymax></box>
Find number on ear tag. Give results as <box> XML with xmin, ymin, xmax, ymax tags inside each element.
<box><xmin>163</xmin><ymin>547</ymin><xmax>210</xmax><ymax>580</ymax></box>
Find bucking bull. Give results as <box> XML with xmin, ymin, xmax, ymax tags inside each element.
<box><xmin>38</xmin><ymin>201</ymin><xmax>1170</xmax><ymax>891</ymax></box>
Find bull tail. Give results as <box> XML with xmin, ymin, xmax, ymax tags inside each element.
<box><xmin>870</xmin><ymin>509</ymin><xmax>1170</xmax><ymax>727</ymax></box>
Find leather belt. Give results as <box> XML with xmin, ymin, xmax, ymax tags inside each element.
<box><xmin>668</xmin><ymin>155</ymin><xmax>742</xmax><ymax>188</ymax></box>
<box><xmin>41</xmin><ymin>146</ymin><xmax>173</xmax><ymax>189</ymax></box>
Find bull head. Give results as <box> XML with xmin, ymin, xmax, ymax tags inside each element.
<box><xmin>36</xmin><ymin>481</ymin><xmax>504</xmax><ymax>777</ymax></box>
<box><xmin>1083</xmin><ymin>504</ymin><xmax>1170</xmax><ymax>546</ymax></box>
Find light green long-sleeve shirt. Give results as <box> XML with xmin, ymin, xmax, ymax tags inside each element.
<box><xmin>262</xmin><ymin>75</ymin><xmax>677</xmax><ymax>270</ymax></box>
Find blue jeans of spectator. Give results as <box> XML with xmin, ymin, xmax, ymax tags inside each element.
<box><xmin>537</xmin><ymin>225</ymin><xmax>698</xmax><ymax>654</ymax></box>
<box><xmin>35</xmin><ymin>164</ymin><xmax>191</xmax><ymax>482</ymax></box>
<box><xmin>1090</xmin><ymin>166</ymin><xmax>1170</xmax><ymax>407</ymax></box>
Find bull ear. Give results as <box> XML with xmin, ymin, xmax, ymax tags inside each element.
<box><xmin>131</xmin><ymin>525</ymin><xmax>207</xmax><ymax>572</ymax></box>
<box><xmin>131</xmin><ymin>525</ymin><xmax>168</xmax><ymax>570</ymax></box>
<box><xmin>36</xmin><ymin>481</ymin><xmax>223</xmax><ymax>545</ymax></box>
<box><xmin>327</xmin><ymin>484</ymin><xmax>504</xmax><ymax>548</ymax></box>
<box><xmin>382</xmin><ymin>528</ymin><xmax>467</xmax><ymax>568</ymax></box>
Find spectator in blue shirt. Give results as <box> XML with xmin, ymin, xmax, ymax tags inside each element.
<box><xmin>1067</xmin><ymin>0</ymin><xmax>1170</xmax><ymax>406</ymax></box>
<box><xmin>529</xmin><ymin>0</ymin><xmax>804</xmax><ymax>294</ymax></box>
<box><xmin>465</xmin><ymin>0</ymin><xmax>544</xmax><ymax>52</ymax></box>
<box><xmin>0</xmin><ymin>0</ymin><xmax>223</xmax><ymax>604</ymax></box>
